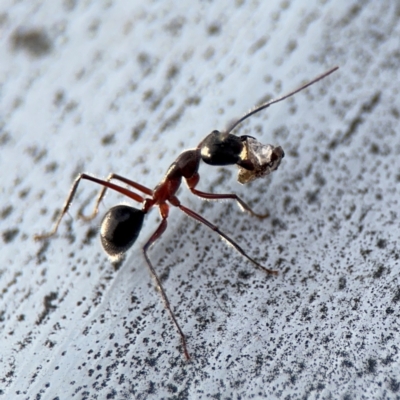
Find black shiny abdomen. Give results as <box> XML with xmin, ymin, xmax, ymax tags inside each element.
<box><xmin>100</xmin><ymin>205</ymin><xmax>145</xmax><ymax>256</ymax></box>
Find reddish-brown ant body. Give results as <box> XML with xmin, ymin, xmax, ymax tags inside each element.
<box><xmin>35</xmin><ymin>66</ymin><xmax>338</xmax><ymax>359</ymax></box>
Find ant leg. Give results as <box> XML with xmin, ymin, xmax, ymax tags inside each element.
<box><xmin>190</xmin><ymin>188</ymin><xmax>269</xmax><ymax>219</ymax></box>
<box><xmin>186</xmin><ymin>173</ymin><xmax>268</xmax><ymax>218</ymax></box>
<box><xmin>178</xmin><ymin>204</ymin><xmax>277</xmax><ymax>275</ymax></box>
<box><xmin>143</xmin><ymin>217</ymin><xmax>190</xmax><ymax>360</ymax></box>
<box><xmin>34</xmin><ymin>173</ymin><xmax>145</xmax><ymax>240</ymax></box>
<box><xmin>79</xmin><ymin>173</ymin><xmax>153</xmax><ymax>221</ymax></box>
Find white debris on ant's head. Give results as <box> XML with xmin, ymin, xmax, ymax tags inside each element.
<box><xmin>237</xmin><ymin>136</ymin><xmax>284</xmax><ymax>184</ymax></box>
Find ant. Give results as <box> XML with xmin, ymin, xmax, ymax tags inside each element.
<box><xmin>35</xmin><ymin>66</ymin><xmax>338</xmax><ymax>360</ymax></box>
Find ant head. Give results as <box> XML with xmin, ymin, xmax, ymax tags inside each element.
<box><xmin>200</xmin><ymin>130</ymin><xmax>244</xmax><ymax>166</ymax></box>
<box><xmin>100</xmin><ymin>205</ymin><xmax>145</xmax><ymax>257</ymax></box>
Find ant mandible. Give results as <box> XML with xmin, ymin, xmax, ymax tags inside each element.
<box><xmin>35</xmin><ymin>66</ymin><xmax>339</xmax><ymax>360</ymax></box>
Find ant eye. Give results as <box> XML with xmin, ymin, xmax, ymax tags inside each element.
<box><xmin>100</xmin><ymin>205</ymin><xmax>145</xmax><ymax>257</ymax></box>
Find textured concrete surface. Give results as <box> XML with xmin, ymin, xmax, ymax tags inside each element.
<box><xmin>1</xmin><ymin>1</ymin><xmax>399</xmax><ymax>399</ymax></box>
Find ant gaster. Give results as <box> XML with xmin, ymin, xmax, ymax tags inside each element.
<box><xmin>35</xmin><ymin>66</ymin><xmax>339</xmax><ymax>359</ymax></box>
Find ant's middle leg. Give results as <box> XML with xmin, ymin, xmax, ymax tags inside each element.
<box><xmin>79</xmin><ymin>173</ymin><xmax>153</xmax><ymax>221</ymax></box>
<box><xmin>178</xmin><ymin>204</ymin><xmax>277</xmax><ymax>275</ymax></box>
<box><xmin>35</xmin><ymin>173</ymin><xmax>145</xmax><ymax>240</ymax></box>
<box><xmin>186</xmin><ymin>173</ymin><xmax>269</xmax><ymax>218</ymax></box>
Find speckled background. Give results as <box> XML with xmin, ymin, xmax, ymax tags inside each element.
<box><xmin>1</xmin><ymin>1</ymin><xmax>399</xmax><ymax>399</ymax></box>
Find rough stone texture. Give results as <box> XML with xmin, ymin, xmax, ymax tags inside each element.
<box><xmin>1</xmin><ymin>1</ymin><xmax>399</xmax><ymax>399</ymax></box>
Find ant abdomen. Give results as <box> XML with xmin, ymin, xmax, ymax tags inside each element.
<box><xmin>100</xmin><ymin>205</ymin><xmax>145</xmax><ymax>257</ymax></box>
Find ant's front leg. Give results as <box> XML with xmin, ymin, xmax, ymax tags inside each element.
<box><xmin>35</xmin><ymin>173</ymin><xmax>145</xmax><ymax>240</ymax></box>
<box><xmin>79</xmin><ymin>173</ymin><xmax>153</xmax><ymax>221</ymax></box>
<box><xmin>186</xmin><ymin>173</ymin><xmax>269</xmax><ymax>219</ymax></box>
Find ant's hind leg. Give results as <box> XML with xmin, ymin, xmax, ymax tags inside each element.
<box><xmin>79</xmin><ymin>173</ymin><xmax>153</xmax><ymax>221</ymax></box>
<box><xmin>142</xmin><ymin>217</ymin><xmax>190</xmax><ymax>360</ymax></box>
<box><xmin>35</xmin><ymin>173</ymin><xmax>145</xmax><ymax>240</ymax></box>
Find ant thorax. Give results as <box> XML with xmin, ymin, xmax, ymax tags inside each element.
<box><xmin>237</xmin><ymin>136</ymin><xmax>284</xmax><ymax>184</ymax></box>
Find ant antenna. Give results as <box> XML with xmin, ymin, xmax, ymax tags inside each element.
<box><xmin>226</xmin><ymin>66</ymin><xmax>339</xmax><ymax>134</ymax></box>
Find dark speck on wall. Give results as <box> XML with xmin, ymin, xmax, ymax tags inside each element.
<box><xmin>10</xmin><ymin>27</ymin><xmax>53</xmax><ymax>57</ymax></box>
